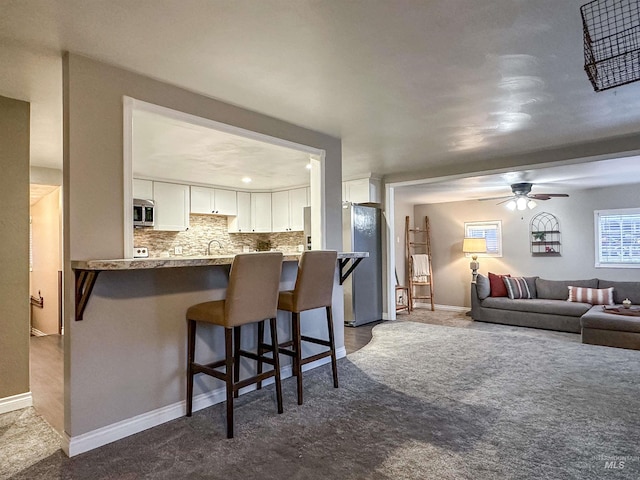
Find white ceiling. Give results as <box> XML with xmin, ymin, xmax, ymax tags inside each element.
<box><xmin>3</xmin><ymin>0</ymin><xmax>640</xmax><ymax>198</ymax></box>
<box><xmin>394</xmin><ymin>156</ymin><xmax>640</xmax><ymax>204</ymax></box>
<box><xmin>132</xmin><ymin>109</ymin><xmax>312</xmax><ymax>190</ymax></box>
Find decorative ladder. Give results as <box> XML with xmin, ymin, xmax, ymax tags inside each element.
<box><xmin>406</xmin><ymin>216</ymin><xmax>435</xmax><ymax>311</ymax></box>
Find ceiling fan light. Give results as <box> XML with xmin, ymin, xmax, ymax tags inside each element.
<box><xmin>527</xmin><ymin>199</ymin><xmax>537</xmax><ymax>209</ymax></box>
<box><xmin>506</xmin><ymin>200</ymin><xmax>517</xmax><ymax>211</ymax></box>
<box><xmin>516</xmin><ymin>196</ymin><xmax>528</xmax><ymax>210</ymax></box>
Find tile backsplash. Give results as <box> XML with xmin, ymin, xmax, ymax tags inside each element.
<box><xmin>134</xmin><ymin>214</ymin><xmax>305</xmax><ymax>257</ymax></box>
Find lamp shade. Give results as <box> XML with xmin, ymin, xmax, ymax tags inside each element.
<box><xmin>462</xmin><ymin>237</ymin><xmax>487</xmax><ymax>254</ymax></box>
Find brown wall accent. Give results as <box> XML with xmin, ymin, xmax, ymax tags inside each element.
<box><xmin>0</xmin><ymin>95</ymin><xmax>30</xmax><ymax>400</ymax></box>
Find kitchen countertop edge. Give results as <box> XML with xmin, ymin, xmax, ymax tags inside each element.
<box><xmin>71</xmin><ymin>252</ymin><xmax>368</xmax><ymax>271</ymax></box>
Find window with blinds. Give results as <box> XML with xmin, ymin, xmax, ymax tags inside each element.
<box><xmin>464</xmin><ymin>220</ymin><xmax>502</xmax><ymax>257</ymax></box>
<box><xmin>595</xmin><ymin>208</ymin><xmax>640</xmax><ymax>268</ymax></box>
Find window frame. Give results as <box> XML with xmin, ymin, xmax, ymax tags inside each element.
<box><xmin>594</xmin><ymin>207</ymin><xmax>640</xmax><ymax>269</ymax></box>
<box><xmin>464</xmin><ymin>220</ymin><xmax>503</xmax><ymax>258</ymax></box>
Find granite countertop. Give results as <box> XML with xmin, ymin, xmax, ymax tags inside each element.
<box><xmin>71</xmin><ymin>251</ymin><xmax>368</xmax><ymax>271</ymax></box>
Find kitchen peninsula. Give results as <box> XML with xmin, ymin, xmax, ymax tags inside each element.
<box><xmin>67</xmin><ymin>250</ymin><xmax>366</xmax><ymax>456</ymax></box>
<box><xmin>71</xmin><ymin>252</ymin><xmax>368</xmax><ymax>320</ymax></box>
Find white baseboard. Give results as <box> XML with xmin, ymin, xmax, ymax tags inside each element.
<box><xmin>31</xmin><ymin>328</ymin><xmax>47</xmax><ymax>337</ymax></box>
<box><xmin>63</xmin><ymin>346</ymin><xmax>347</xmax><ymax>457</ymax></box>
<box><xmin>0</xmin><ymin>392</ymin><xmax>33</xmax><ymax>415</ymax></box>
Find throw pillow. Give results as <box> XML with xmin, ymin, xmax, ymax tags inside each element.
<box><xmin>568</xmin><ymin>286</ymin><xmax>614</xmax><ymax>305</ymax></box>
<box><xmin>489</xmin><ymin>272</ymin><xmax>510</xmax><ymax>297</ymax></box>
<box><xmin>475</xmin><ymin>274</ymin><xmax>491</xmax><ymax>299</ymax></box>
<box><xmin>503</xmin><ymin>276</ymin><xmax>533</xmax><ymax>300</ymax></box>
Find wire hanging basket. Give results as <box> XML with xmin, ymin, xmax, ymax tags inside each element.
<box><xmin>581</xmin><ymin>0</ymin><xmax>640</xmax><ymax>92</ymax></box>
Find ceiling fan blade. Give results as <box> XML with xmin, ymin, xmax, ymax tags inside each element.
<box><xmin>529</xmin><ymin>193</ymin><xmax>569</xmax><ymax>200</ymax></box>
<box><xmin>479</xmin><ymin>195</ymin><xmax>512</xmax><ymax>201</ymax></box>
<box><xmin>496</xmin><ymin>198</ymin><xmax>514</xmax><ymax>205</ymax></box>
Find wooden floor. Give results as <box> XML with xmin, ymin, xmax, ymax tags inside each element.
<box><xmin>30</xmin><ymin>335</ymin><xmax>64</xmax><ymax>434</ymax></box>
<box><xmin>343</xmin><ymin>320</ymin><xmax>385</xmax><ymax>354</ymax></box>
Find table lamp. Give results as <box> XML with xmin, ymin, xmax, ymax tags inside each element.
<box><xmin>463</xmin><ymin>237</ymin><xmax>487</xmax><ymax>281</ymax></box>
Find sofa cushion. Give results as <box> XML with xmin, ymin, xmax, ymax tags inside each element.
<box><xmin>568</xmin><ymin>286</ymin><xmax>614</xmax><ymax>305</ymax></box>
<box><xmin>504</xmin><ymin>276</ymin><xmax>533</xmax><ymax>299</ymax></box>
<box><xmin>581</xmin><ymin>305</ymin><xmax>640</xmax><ymax>333</ymax></box>
<box><xmin>475</xmin><ymin>273</ymin><xmax>491</xmax><ymax>299</ymax></box>
<box><xmin>597</xmin><ymin>280</ymin><xmax>640</xmax><ymax>304</ymax></box>
<box><xmin>489</xmin><ymin>272</ymin><xmax>510</xmax><ymax>297</ymax></box>
<box><xmin>536</xmin><ymin>278</ymin><xmax>598</xmax><ymax>300</ymax></box>
<box><xmin>480</xmin><ymin>297</ymin><xmax>592</xmax><ymax>317</ymax></box>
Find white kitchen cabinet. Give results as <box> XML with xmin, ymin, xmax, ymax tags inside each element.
<box><xmin>251</xmin><ymin>192</ymin><xmax>272</xmax><ymax>232</ymax></box>
<box><xmin>153</xmin><ymin>182</ymin><xmax>190</xmax><ymax>231</ymax></box>
<box><xmin>190</xmin><ymin>186</ymin><xmax>237</xmax><ymax>215</ymax></box>
<box><xmin>228</xmin><ymin>191</ymin><xmax>251</xmax><ymax>233</ymax></box>
<box><xmin>133</xmin><ymin>178</ymin><xmax>153</xmax><ymax>200</ymax></box>
<box><xmin>214</xmin><ymin>189</ymin><xmax>237</xmax><ymax>215</ymax></box>
<box><xmin>271</xmin><ymin>191</ymin><xmax>290</xmax><ymax>232</ymax></box>
<box><xmin>271</xmin><ymin>187</ymin><xmax>308</xmax><ymax>232</ymax></box>
<box><xmin>289</xmin><ymin>187</ymin><xmax>308</xmax><ymax>231</ymax></box>
<box><xmin>343</xmin><ymin>177</ymin><xmax>381</xmax><ymax>204</ymax></box>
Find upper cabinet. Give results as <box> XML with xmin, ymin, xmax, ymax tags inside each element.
<box><xmin>251</xmin><ymin>192</ymin><xmax>272</xmax><ymax>233</ymax></box>
<box><xmin>272</xmin><ymin>187</ymin><xmax>309</xmax><ymax>232</ymax></box>
<box><xmin>228</xmin><ymin>191</ymin><xmax>251</xmax><ymax>233</ymax></box>
<box><xmin>343</xmin><ymin>177</ymin><xmax>381</xmax><ymax>204</ymax></box>
<box><xmin>133</xmin><ymin>179</ymin><xmax>153</xmax><ymax>199</ymax></box>
<box><xmin>153</xmin><ymin>182</ymin><xmax>190</xmax><ymax>231</ymax></box>
<box><xmin>190</xmin><ymin>186</ymin><xmax>237</xmax><ymax>215</ymax></box>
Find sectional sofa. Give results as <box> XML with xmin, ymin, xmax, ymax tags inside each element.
<box><xmin>470</xmin><ymin>274</ymin><xmax>640</xmax><ymax>350</ymax></box>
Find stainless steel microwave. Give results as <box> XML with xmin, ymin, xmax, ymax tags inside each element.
<box><xmin>133</xmin><ymin>199</ymin><xmax>155</xmax><ymax>227</ymax></box>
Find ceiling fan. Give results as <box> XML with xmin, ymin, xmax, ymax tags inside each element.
<box><xmin>483</xmin><ymin>182</ymin><xmax>569</xmax><ymax>211</ymax></box>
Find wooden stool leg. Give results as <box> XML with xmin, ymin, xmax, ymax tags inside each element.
<box><xmin>224</xmin><ymin>327</ymin><xmax>234</xmax><ymax>439</ymax></box>
<box><xmin>292</xmin><ymin>312</ymin><xmax>303</xmax><ymax>405</ymax></box>
<box><xmin>233</xmin><ymin>326</ymin><xmax>241</xmax><ymax>398</ymax></box>
<box><xmin>270</xmin><ymin>317</ymin><xmax>283</xmax><ymax>414</ymax></box>
<box><xmin>186</xmin><ymin>319</ymin><xmax>196</xmax><ymax>417</ymax></box>
<box><xmin>326</xmin><ymin>306</ymin><xmax>339</xmax><ymax>388</ymax></box>
<box><xmin>256</xmin><ymin>320</ymin><xmax>265</xmax><ymax>390</ymax></box>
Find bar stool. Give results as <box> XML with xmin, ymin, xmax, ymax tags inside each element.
<box><xmin>259</xmin><ymin>250</ymin><xmax>338</xmax><ymax>405</ymax></box>
<box><xmin>185</xmin><ymin>252</ymin><xmax>283</xmax><ymax>438</ymax></box>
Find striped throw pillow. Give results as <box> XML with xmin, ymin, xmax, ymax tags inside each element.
<box><xmin>503</xmin><ymin>276</ymin><xmax>532</xmax><ymax>299</ymax></box>
<box><xmin>568</xmin><ymin>286</ymin><xmax>614</xmax><ymax>305</ymax></box>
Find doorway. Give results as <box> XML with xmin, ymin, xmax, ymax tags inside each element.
<box><xmin>29</xmin><ymin>184</ymin><xmax>64</xmax><ymax>433</ymax></box>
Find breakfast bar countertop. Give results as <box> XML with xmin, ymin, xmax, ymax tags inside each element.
<box><xmin>71</xmin><ymin>251</ymin><xmax>368</xmax><ymax>271</ymax></box>
<box><xmin>70</xmin><ymin>252</ymin><xmax>369</xmax><ymax>321</ymax></box>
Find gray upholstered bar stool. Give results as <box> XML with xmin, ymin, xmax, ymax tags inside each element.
<box><xmin>259</xmin><ymin>250</ymin><xmax>338</xmax><ymax>405</ymax></box>
<box><xmin>185</xmin><ymin>252</ymin><xmax>284</xmax><ymax>438</ymax></box>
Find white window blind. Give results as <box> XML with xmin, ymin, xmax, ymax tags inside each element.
<box><xmin>464</xmin><ymin>221</ymin><xmax>502</xmax><ymax>257</ymax></box>
<box><xmin>595</xmin><ymin>208</ymin><xmax>640</xmax><ymax>268</ymax></box>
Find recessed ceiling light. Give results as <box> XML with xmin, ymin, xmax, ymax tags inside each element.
<box><xmin>242</xmin><ymin>177</ymin><xmax>252</xmax><ymax>183</ymax></box>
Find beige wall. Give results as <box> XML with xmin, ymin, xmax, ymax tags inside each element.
<box><xmin>31</xmin><ymin>187</ymin><xmax>62</xmax><ymax>335</ymax></box>
<box><xmin>0</xmin><ymin>95</ymin><xmax>30</xmax><ymax>400</ymax></box>
<box><xmin>413</xmin><ymin>183</ymin><xmax>640</xmax><ymax>308</ymax></box>
<box><xmin>63</xmin><ymin>53</ymin><xmax>343</xmax><ymax>438</ymax></box>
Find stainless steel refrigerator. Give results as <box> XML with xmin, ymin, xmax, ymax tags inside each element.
<box><xmin>342</xmin><ymin>203</ymin><xmax>383</xmax><ymax>327</ymax></box>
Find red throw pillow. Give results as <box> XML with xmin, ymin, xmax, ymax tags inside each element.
<box><xmin>489</xmin><ymin>272</ymin><xmax>511</xmax><ymax>297</ymax></box>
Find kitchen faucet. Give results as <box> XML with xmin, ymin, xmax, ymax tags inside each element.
<box><xmin>207</xmin><ymin>239</ymin><xmax>222</xmax><ymax>255</ymax></box>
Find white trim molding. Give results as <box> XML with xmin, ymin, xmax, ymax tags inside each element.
<box><xmin>63</xmin><ymin>347</ymin><xmax>346</xmax><ymax>457</ymax></box>
<box><xmin>0</xmin><ymin>392</ymin><xmax>33</xmax><ymax>415</ymax></box>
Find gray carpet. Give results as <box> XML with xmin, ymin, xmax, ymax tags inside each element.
<box><xmin>5</xmin><ymin>321</ymin><xmax>640</xmax><ymax>479</ymax></box>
